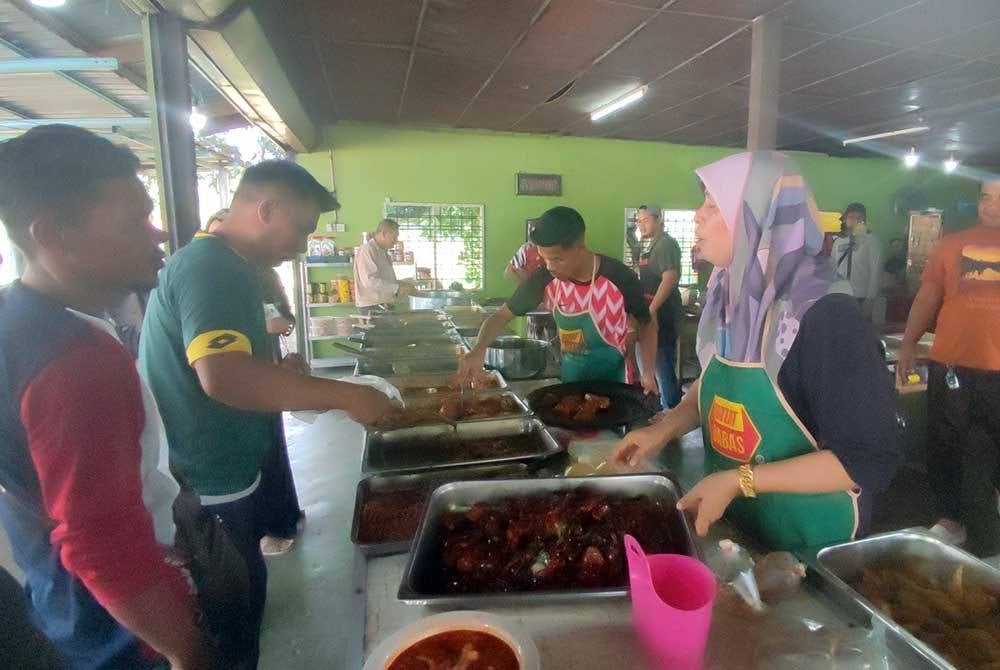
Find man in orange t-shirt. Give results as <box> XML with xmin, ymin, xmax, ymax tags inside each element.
<box><xmin>898</xmin><ymin>179</ymin><xmax>1000</xmax><ymax>556</ymax></box>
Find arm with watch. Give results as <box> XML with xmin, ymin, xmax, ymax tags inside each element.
<box><xmin>612</xmin><ymin>378</ymin><xmax>859</xmax><ymax>537</ymax></box>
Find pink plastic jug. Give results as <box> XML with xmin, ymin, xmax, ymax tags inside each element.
<box><xmin>625</xmin><ymin>534</ymin><xmax>717</xmax><ymax>670</ymax></box>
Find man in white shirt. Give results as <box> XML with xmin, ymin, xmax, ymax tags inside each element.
<box><xmin>832</xmin><ymin>202</ymin><xmax>882</xmax><ymax>319</ymax></box>
<box><xmin>354</xmin><ymin>218</ymin><xmax>412</xmax><ymax>310</ymax></box>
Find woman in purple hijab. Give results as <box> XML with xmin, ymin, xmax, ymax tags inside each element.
<box><xmin>614</xmin><ymin>152</ymin><xmax>900</xmax><ymax>552</ymax></box>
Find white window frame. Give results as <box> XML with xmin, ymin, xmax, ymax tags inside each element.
<box><xmin>383</xmin><ymin>200</ymin><xmax>486</xmax><ymax>290</ymax></box>
<box><xmin>624</xmin><ymin>207</ymin><xmax>697</xmax><ymax>285</ymax></box>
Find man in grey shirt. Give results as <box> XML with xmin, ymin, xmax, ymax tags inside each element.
<box><xmin>832</xmin><ymin>202</ymin><xmax>882</xmax><ymax>320</ymax></box>
<box><xmin>636</xmin><ymin>205</ymin><xmax>683</xmax><ymax>408</ymax></box>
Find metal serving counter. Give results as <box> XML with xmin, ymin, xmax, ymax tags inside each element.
<box><xmin>293</xmin><ymin>376</ymin><xmax>921</xmax><ymax>670</ymax></box>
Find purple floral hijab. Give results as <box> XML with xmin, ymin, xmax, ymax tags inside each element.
<box><xmin>694</xmin><ymin>151</ymin><xmax>837</xmax><ymax>385</ymax></box>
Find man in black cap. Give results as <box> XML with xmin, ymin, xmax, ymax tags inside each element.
<box><xmin>140</xmin><ymin>160</ymin><xmax>395</xmax><ymax>668</ymax></box>
<box><xmin>832</xmin><ymin>202</ymin><xmax>883</xmax><ymax>320</ymax></box>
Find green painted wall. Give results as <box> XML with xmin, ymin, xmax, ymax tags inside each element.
<box><xmin>299</xmin><ymin>123</ymin><xmax>980</xmax><ymax>296</ymax></box>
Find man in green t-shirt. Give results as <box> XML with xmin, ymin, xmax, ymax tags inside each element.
<box><xmin>140</xmin><ymin>161</ymin><xmax>393</xmax><ymax>668</ymax></box>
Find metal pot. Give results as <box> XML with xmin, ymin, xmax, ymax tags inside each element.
<box><xmin>484</xmin><ymin>336</ymin><xmax>550</xmax><ymax>379</ymax></box>
<box><xmin>408</xmin><ymin>290</ymin><xmax>472</xmax><ymax>311</ymax></box>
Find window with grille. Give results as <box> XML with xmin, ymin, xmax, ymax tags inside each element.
<box><xmin>383</xmin><ymin>201</ymin><xmax>485</xmax><ymax>290</ymax></box>
<box><xmin>624</xmin><ymin>207</ymin><xmax>697</xmax><ymax>285</ymax></box>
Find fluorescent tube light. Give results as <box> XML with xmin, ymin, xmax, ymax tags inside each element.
<box><xmin>842</xmin><ymin>126</ymin><xmax>930</xmax><ymax>146</ymax></box>
<box><xmin>591</xmin><ymin>86</ymin><xmax>647</xmax><ymax>122</ymax></box>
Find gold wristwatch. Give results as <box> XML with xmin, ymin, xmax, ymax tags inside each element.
<box><xmin>738</xmin><ymin>464</ymin><xmax>757</xmax><ymax>498</ymax></box>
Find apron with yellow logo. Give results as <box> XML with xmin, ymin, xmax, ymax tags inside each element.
<box><xmin>698</xmin><ymin>354</ymin><xmax>859</xmax><ymax>551</ymax></box>
<box><xmin>551</xmin><ymin>257</ymin><xmax>627</xmax><ymax>383</ymax></box>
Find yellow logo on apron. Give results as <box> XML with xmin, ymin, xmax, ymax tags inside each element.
<box><xmin>559</xmin><ymin>327</ymin><xmax>585</xmax><ymax>353</ymax></box>
<box><xmin>708</xmin><ymin>395</ymin><xmax>762</xmax><ymax>463</ymax></box>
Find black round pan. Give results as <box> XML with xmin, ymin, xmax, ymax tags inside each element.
<box><xmin>526</xmin><ymin>381</ymin><xmax>662</xmax><ymax>430</ymax></box>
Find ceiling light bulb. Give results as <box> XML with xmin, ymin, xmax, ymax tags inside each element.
<box><xmin>189</xmin><ymin>108</ymin><xmax>207</xmax><ymax>133</ymax></box>
<box><xmin>943</xmin><ymin>156</ymin><xmax>959</xmax><ymax>173</ymax></box>
<box><xmin>591</xmin><ymin>86</ymin><xmax>647</xmax><ymax>122</ymax></box>
<box><xmin>30</xmin><ymin>0</ymin><xmax>66</xmax><ymax>7</ymax></box>
<box><xmin>903</xmin><ymin>147</ymin><xmax>920</xmax><ymax>168</ymax></box>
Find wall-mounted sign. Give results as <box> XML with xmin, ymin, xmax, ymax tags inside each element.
<box><xmin>516</xmin><ymin>173</ymin><xmax>562</xmax><ymax>196</ymax></box>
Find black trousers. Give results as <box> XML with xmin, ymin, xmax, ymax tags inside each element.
<box><xmin>175</xmin><ymin>489</ymin><xmax>267</xmax><ymax>670</ymax></box>
<box><xmin>258</xmin><ymin>418</ymin><xmax>302</xmax><ymax>539</ymax></box>
<box><xmin>927</xmin><ymin>361</ymin><xmax>1000</xmax><ymax>556</ymax></box>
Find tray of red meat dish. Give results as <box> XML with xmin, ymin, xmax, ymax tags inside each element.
<box><xmin>374</xmin><ymin>391</ymin><xmax>530</xmax><ymax>431</ymax></box>
<box><xmin>398</xmin><ymin>474</ymin><xmax>697</xmax><ymax>605</ymax></box>
<box><xmin>526</xmin><ymin>381</ymin><xmax>663</xmax><ymax>429</ymax></box>
<box><xmin>351</xmin><ymin>463</ymin><xmax>529</xmax><ymax>557</ymax></box>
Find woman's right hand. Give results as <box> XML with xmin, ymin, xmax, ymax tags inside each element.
<box><xmin>613</xmin><ymin>423</ymin><xmax>672</xmax><ymax>467</ymax></box>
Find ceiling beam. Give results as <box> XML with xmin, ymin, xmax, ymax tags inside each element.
<box><xmin>0</xmin><ymin>100</ymin><xmax>31</xmax><ymax>118</ymax></box>
<box><xmin>0</xmin><ymin>118</ymin><xmax>150</xmax><ymax>129</ymax></box>
<box><xmin>0</xmin><ymin>35</ymin><xmax>144</xmax><ymax>117</ymax></box>
<box><xmin>0</xmin><ymin>57</ymin><xmax>119</xmax><ymax>74</ymax></box>
<box><xmin>396</xmin><ymin>0</ymin><xmax>431</xmax><ymax>119</ymax></box>
<box><xmin>91</xmin><ymin>39</ymin><xmax>147</xmax><ymax>65</ymax></box>
<box><xmin>6</xmin><ymin>0</ymin><xmax>149</xmax><ymax>91</ymax></box>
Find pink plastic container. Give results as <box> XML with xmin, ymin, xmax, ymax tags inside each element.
<box><xmin>625</xmin><ymin>534</ymin><xmax>717</xmax><ymax>670</ymax></box>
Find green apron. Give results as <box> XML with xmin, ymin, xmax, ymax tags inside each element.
<box><xmin>554</xmin><ymin>257</ymin><xmax>626</xmax><ymax>383</ymax></box>
<box><xmin>698</xmin><ymin>354</ymin><xmax>859</xmax><ymax>551</ymax></box>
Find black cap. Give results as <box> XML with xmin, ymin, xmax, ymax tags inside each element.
<box><xmin>237</xmin><ymin>160</ymin><xmax>340</xmax><ymax>212</ymax></box>
<box><xmin>531</xmin><ymin>206</ymin><xmax>586</xmax><ymax>248</ymax></box>
<box><xmin>841</xmin><ymin>202</ymin><xmax>866</xmax><ymax>222</ymax></box>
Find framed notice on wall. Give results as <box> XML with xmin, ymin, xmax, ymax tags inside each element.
<box><xmin>516</xmin><ymin>173</ymin><xmax>562</xmax><ymax>196</ymax></box>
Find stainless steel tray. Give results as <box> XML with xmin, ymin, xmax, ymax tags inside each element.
<box><xmin>384</xmin><ymin>370</ymin><xmax>508</xmax><ymax>398</ymax></box>
<box><xmin>354</xmin><ymin>356</ymin><xmax>463</xmax><ymax>377</ymax></box>
<box><xmin>362</xmin><ymin>416</ymin><xmax>562</xmax><ymax>475</ymax></box>
<box><xmin>357</xmin><ymin>342</ymin><xmax>468</xmax><ymax>358</ymax></box>
<box><xmin>363</xmin><ymin>310</ymin><xmax>450</xmax><ymax>325</ymax></box>
<box><xmin>350</xmin><ymin>463</ymin><xmax>530</xmax><ymax>557</ymax></box>
<box><xmin>372</xmin><ymin>390</ymin><xmax>532</xmax><ymax>432</ymax></box>
<box><xmin>352</xmin><ymin>330</ymin><xmax>460</xmax><ymax>347</ymax></box>
<box><xmin>399</xmin><ymin>473</ymin><xmax>697</xmax><ymax>606</ymax></box>
<box><xmin>811</xmin><ymin>529</ymin><xmax>1000</xmax><ymax>670</ymax></box>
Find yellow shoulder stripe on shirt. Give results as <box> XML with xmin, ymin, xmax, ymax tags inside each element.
<box><xmin>186</xmin><ymin>329</ymin><xmax>252</xmax><ymax>365</ymax></box>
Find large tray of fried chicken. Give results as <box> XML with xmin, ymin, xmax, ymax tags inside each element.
<box><xmin>398</xmin><ymin>474</ymin><xmax>697</xmax><ymax>605</ymax></box>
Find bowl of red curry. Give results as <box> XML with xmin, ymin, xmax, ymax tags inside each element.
<box><xmin>363</xmin><ymin>610</ymin><xmax>539</xmax><ymax>670</ymax></box>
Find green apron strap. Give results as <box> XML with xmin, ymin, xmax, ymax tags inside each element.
<box><xmin>698</xmin><ymin>355</ymin><xmax>858</xmax><ymax>551</ymax></box>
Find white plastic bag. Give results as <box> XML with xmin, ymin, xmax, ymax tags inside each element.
<box><xmin>291</xmin><ymin>375</ymin><xmax>401</xmax><ymax>426</ymax></box>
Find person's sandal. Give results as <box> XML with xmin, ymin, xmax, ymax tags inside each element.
<box><xmin>260</xmin><ymin>536</ymin><xmax>295</xmax><ymax>556</ymax></box>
